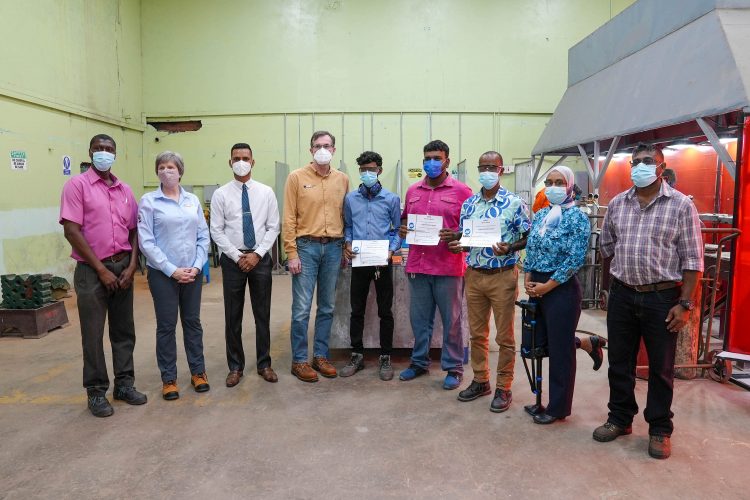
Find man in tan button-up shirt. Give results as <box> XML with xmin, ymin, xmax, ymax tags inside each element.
<box><xmin>284</xmin><ymin>130</ymin><xmax>349</xmax><ymax>382</ymax></box>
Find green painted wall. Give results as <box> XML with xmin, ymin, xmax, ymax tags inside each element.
<box><xmin>0</xmin><ymin>0</ymin><xmax>635</xmax><ymax>277</ymax></box>
<box><xmin>140</xmin><ymin>0</ymin><xmax>634</xmax><ymax>196</ymax></box>
<box><xmin>0</xmin><ymin>0</ymin><xmax>143</xmax><ymax>278</ymax></box>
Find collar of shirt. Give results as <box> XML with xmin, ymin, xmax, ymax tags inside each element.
<box><xmin>230</xmin><ymin>178</ymin><xmax>254</xmax><ymax>190</ymax></box>
<box><xmin>624</xmin><ymin>180</ymin><xmax>673</xmax><ymax>201</ymax></box>
<box><xmin>306</xmin><ymin>162</ymin><xmax>334</xmax><ymax>178</ymax></box>
<box><xmin>85</xmin><ymin>166</ymin><xmax>121</xmax><ymax>187</ymax></box>
<box><xmin>471</xmin><ymin>185</ymin><xmax>510</xmax><ymax>203</ymax></box>
<box><xmin>154</xmin><ymin>185</ymin><xmax>187</xmax><ymax>202</ymax></box>
<box><xmin>416</xmin><ymin>173</ymin><xmax>456</xmax><ymax>190</ymax></box>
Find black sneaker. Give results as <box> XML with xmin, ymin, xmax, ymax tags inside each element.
<box><xmin>113</xmin><ymin>385</ymin><xmax>147</xmax><ymax>405</ymax></box>
<box><xmin>378</xmin><ymin>355</ymin><xmax>394</xmax><ymax>381</ymax></box>
<box><xmin>87</xmin><ymin>395</ymin><xmax>114</xmax><ymax>418</ymax></box>
<box><xmin>457</xmin><ymin>380</ymin><xmax>492</xmax><ymax>402</ymax></box>
<box><xmin>490</xmin><ymin>389</ymin><xmax>512</xmax><ymax>413</ymax></box>
<box><xmin>340</xmin><ymin>353</ymin><xmax>365</xmax><ymax>377</ymax></box>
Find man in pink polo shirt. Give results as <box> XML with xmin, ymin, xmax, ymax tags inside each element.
<box><xmin>60</xmin><ymin>134</ymin><xmax>147</xmax><ymax>417</ymax></box>
<box><xmin>397</xmin><ymin>140</ymin><xmax>473</xmax><ymax>390</ymax></box>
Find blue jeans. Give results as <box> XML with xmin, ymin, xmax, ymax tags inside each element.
<box><xmin>408</xmin><ymin>273</ymin><xmax>464</xmax><ymax>374</ymax></box>
<box><xmin>290</xmin><ymin>238</ymin><xmax>343</xmax><ymax>362</ymax></box>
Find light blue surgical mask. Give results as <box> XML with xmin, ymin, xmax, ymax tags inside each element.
<box><xmin>478</xmin><ymin>172</ymin><xmax>499</xmax><ymax>190</ymax></box>
<box><xmin>423</xmin><ymin>159</ymin><xmax>444</xmax><ymax>179</ymax></box>
<box><xmin>545</xmin><ymin>186</ymin><xmax>567</xmax><ymax>205</ymax></box>
<box><xmin>631</xmin><ymin>163</ymin><xmax>658</xmax><ymax>188</ymax></box>
<box><xmin>360</xmin><ymin>171</ymin><xmax>378</xmax><ymax>188</ymax></box>
<box><xmin>92</xmin><ymin>151</ymin><xmax>115</xmax><ymax>172</ymax></box>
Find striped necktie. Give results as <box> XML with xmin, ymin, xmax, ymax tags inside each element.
<box><xmin>242</xmin><ymin>184</ymin><xmax>256</xmax><ymax>249</ymax></box>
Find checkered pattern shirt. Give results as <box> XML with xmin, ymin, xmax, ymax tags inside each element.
<box><xmin>600</xmin><ymin>181</ymin><xmax>703</xmax><ymax>286</ymax></box>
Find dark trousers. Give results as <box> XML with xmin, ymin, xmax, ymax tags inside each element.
<box><xmin>73</xmin><ymin>257</ymin><xmax>136</xmax><ymax>397</ymax></box>
<box><xmin>349</xmin><ymin>265</ymin><xmax>394</xmax><ymax>355</ymax></box>
<box><xmin>221</xmin><ymin>253</ymin><xmax>272</xmax><ymax>372</ymax></box>
<box><xmin>532</xmin><ymin>271</ymin><xmax>582</xmax><ymax>418</ymax></box>
<box><xmin>606</xmin><ymin>280</ymin><xmax>679</xmax><ymax>436</ymax></box>
<box><xmin>147</xmin><ymin>267</ymin><xmax>205</xmax><ymax>382</ymax></box>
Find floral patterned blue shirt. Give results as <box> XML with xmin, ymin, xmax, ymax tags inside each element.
<box><xmin>524</xmin><ymin>206</ymin><xmax>590</xmax><ymax>283</ymax></box>
<box><xmin>459</xmin><ymin>186</ymin><xmax>531</xmax><ymax>269</ymax></box>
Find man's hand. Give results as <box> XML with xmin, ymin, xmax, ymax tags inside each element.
<box><xmin>439</xmin><ymin>229</ymin><xmax>459</xmax><ymax>242</ymax></box>
<box><xmin>117</xmin><ymin>265</ymin><xmax>137</xmax><ymax>289</ymax></box>
<box><xmin>388</xmin><ymin>250</ymin><xmax>394</xmax><ymax>261</ymax></box>
<box><xmin>398</xmin><ymin>224</ymin><xmax>409</xmax><ymax>239</ymax></box>
<box><xmin>665</xmin><ymin>304</ymin><xmax>690</xmax><ymax>332</ymax></box>
<box><xmin>97</xmin><ymin>267</ymin><xmax>120</xmax><ymax>292</ymax></box>
<box><xmin>492</xmin><ymin>242</ymin><xmax>510</xmax><ymax>256</ymax></box>
<box><xmin>238</xmin><ymin>252</ymin><xmax>260</xmax><ymax>272</ymax></box>
<box><xmin>447</xmin><ymin>240</ymin><xmax>463</xmax><ymax>254</ymax></box>
<box><xmin>288</xmin><ymin>258</ymin><xmax>302</xmax><ymax>275</ymax></box>
<box><xmin>344</xmin><ymin>242</ymin><xmax>356</xmax><ymax>260</ymax></box>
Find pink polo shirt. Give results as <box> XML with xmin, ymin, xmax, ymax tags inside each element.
<box><xmin>401</xmin><ymin>175</ymin><xmax>473</xmax><ymax>276</ymax></box>
<box><xmin>59</xmin><ymin>167</ymin><xmax>138</xmax><ymax>262</ymax></box>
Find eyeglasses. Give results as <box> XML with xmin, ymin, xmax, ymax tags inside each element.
<box><xmin>312</xmin><ymin>144</ymin><xmax>333</xmax><ymax>151</ymax></box>
<box><xmin>630</xmin><ymin>157</ymin><xmax>659</xmax><ymax>166</ymax></box>
<box><xmin>477</xmin><ymin>165</ymin><xmax>500</xmax><ymax>173</ymax></box>
<box><xmin>543</xmin><ymin>179</ymin><xmax>567</xmax><ymax>187</ymax></box>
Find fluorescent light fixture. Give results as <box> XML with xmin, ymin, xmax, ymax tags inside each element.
<box><xmin>719</xmin><ymin>137</ymin><xmax>737</xmax><ymax>145</ymax></box>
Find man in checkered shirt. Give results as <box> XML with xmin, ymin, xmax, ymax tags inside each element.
<box><xmin>593</xmin><ymin>143</ymin><xmax>703</xmax><ymax>460</ymax></box>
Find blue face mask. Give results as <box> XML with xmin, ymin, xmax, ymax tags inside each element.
<box><xmin>631</xmin><ymin>163</ymin><xmax>658</xmax><ymax>188</ymax></box>
<box><xmin>545</xmin><ymin>186</ymin><xmax>568</xmax><ymax>205</ymax></box>
<box><xmin>423</xmin><ymin>159</ymin><xmax>444</xmax><ymax>179</ymax></box>
<box><xmin>360</xmin><ymin>171</ymin><xmax>378</xmax><ymax>188</ymax></box>
<box><xmin>92</xmin><ymin>151</ymin><xmax>115</xmax><ymax>172</ymax></box>
<box><xmin>478</xmin><ymin>172</ymin><xmax>499</xmax><ymax>190</ymax></box>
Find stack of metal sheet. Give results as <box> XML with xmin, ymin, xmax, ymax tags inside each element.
<box><xmin>1</xmin><ymin>274</ymin><xmax>54</xmax><ymax>309</ymax></box>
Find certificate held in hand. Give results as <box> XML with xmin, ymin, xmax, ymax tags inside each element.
<box><xmin>405</xmin><ymin>214</ymin><xmax>443</xmax><ymax>246</ymax></box>
<box><xmin>459</xmin><ymin>218</ymin><xmax>502</xmax><ymax>248</ymax></box>
<box><xmin>351</xmin><ymin>240</ymin><xmax>390</xmax><ymax>267</ymax></box>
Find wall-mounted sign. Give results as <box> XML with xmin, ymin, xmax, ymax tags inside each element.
<box><xmin>408</xmin><ymin>168</ymin><xmax>422</xmax><ymax>179</ymax></box>
<box><xmin>63</xmin><ymin>155</ymin><xmax>72</xmax><ymax>176</ymax></box>
<box><xmin>10</xmin><ymin>150</ymin><xmax>27</xmax><ymax>171</ymax></box>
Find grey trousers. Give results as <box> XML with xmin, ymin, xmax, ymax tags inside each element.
<box><xmin>73</xmin><ymin>257</ymin><xmax>136</xmax><ymax>396</ymax></box>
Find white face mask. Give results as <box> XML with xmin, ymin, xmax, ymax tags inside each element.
<box><xmin>158</xmin><ymin>169</ymin><xmax>180</xmax><ymax>189</ymax></box>
<box><xmin>313</xmin><ymin>148</ymin><xmax>333</xmax><ymax>165</ymax></box>
<box><xmin>232</xmin><ymin>160</ymin><xmax>252</xmax><ymax>177</ymax></box>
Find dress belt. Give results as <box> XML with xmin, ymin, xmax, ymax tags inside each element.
<box><xmin>613</xmin><ymin>278</ymin><xmax>681</xmax><ymax>293</ymax></box>
<box><xmin>300</xmin><ymin>236</ymin><xmax>342</xmax><ymax>244</ymax></box>
<box><xmin>469</xmin><ymin>264</ymin><xmax>516</xmax><ymax>275</ymax></box>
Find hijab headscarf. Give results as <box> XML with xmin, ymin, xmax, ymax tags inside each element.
<box><xmin>538</xmin><ymin>165</ymin><xmax>577</xmax><ymax>236</ymax></box>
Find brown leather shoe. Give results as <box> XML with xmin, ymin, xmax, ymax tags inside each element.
<box><xmin>291</xmin><ymin>362</ymin><xmax>318</xmax><ymax>383</ymax></box>
<box><xmin>312</xmin><ymin>356</ymin><xmax>338</xmax><ymax>378</ymax></box>
<box><xmin>191</xmin><ymin>372</ymin><xmax>210</xmax><ymax>392</ymax></box>
<box><xmin>258</xmin><ymin>366</ymin><xmax>278</xmax><ymax>383</ymax></box>
<box><xmin>225</xmin><ymin>370</ymin><xmax>243</xmax><ymax>387</ymax></box>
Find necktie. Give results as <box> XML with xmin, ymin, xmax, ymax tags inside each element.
<box><xmin>242</xmin><ymin>184</ymin><xmax>256</xmax><ymax>249</ymax></box>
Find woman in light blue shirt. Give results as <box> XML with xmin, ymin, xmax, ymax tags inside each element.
<box><xmin>138</xmin><ymin>151</ymin><xmax>210</xmax><ymax>401</ymax></box>
<box><xmin>523</xmin><ymin>166</ymin><xmax>605</xmax><ymax>424</ymax></box>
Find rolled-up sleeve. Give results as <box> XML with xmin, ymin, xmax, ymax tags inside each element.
<box><xmin>600</xmin><ymin>204</ymin><xmax>616</xmax><ymax>259</ymax></box>
<box><xmin>677</xmin><ymin>201</ymin><xmax>704</xmax><ymax>272</ymax></box>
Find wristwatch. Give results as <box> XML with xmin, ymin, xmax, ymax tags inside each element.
<box><xmin>678</xmin><ymin>299</ymin><xmax>694</xmax><ymax>311</ymax></box>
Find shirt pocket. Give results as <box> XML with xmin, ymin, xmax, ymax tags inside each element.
<box><xmin>406</xmin><ymin>195</ymin><xmax>422</xmax><ymax>213</ymax></box>
<box><xmin>648</xmin><ymin>215</ymin><xmax>678</xmax><ymax>246</ymax></box>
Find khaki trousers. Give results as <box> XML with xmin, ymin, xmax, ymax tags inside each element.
<box><xmin>465</xmin><ymin>266</ymin><xmax>518</xmax><ymax>389</ymax></box>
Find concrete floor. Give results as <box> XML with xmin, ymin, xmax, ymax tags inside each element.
<box><xmin>1</xmin><ymin>270</ymin><xmax>749</xmax><ymax>499</ymax></box>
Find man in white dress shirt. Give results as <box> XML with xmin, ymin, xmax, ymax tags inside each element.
<box><xmin>210</xmin><ymin>142</ymin><xmax>281</xmax><ymax>387</ymax></box>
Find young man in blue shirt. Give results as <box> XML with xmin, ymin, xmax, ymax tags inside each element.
<box><xmin>341</xmin><ymin>151</ymin><xmax>401</xmax><ymax>380</ymax></box>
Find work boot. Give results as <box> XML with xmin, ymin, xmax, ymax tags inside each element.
<box><xmin>339</xmin><ymin>353</ymin><xmax>365</xmax><ymax>377</ymax></box>
<box><xmin>457</xmin><ymin>380</ymin><xmax>492</xmax><ymax>402</ymax></box>
<box><xmin>490</xmin><ymin>389</ymin><xmax>512</xmax><ymax>413</ymax></box>
<box><xmin>87</xmin><ymin>395</ymin><xmax>114</xmax><ymax>418</ymax></box>
<box><xmin>162</xmin><ymin>381</ymin><xmax>179</xmax><ymax>401</ymax></box>
<box><xmin>113</xmin><ymin>385</ymin><xmax>147</xmax><ymax>405</ymax></box>
<box><xmin>648</xmin><ymin>435</ymin><xmax>672</xmax><ymax>459</ymax></box>
<box><xmin>593</xmin><ymin>422</ymin><xmax>633</xmax><ymax>442</ymax></box>
<box><xmin>378</xmin><ymin>355</ymin><xmax>394</xmax><ymax>381</ymax></box>
<box><xmin>292</xmin><ymin>362</ymin><xmax>319</xmax><ymax>383</ymax></box>
<box><xmin>312</xmin><ymin>356</ymin><xmax>338</xmax><ymax>378</ymax></box>
<box><xmin>191</xmin><ymin>372</ymin><xmax>210</xmax><ymax>392</ymax></box>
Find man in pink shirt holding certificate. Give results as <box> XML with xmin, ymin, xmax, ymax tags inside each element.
<box><xmin>397</xmin><ymin>140</ymin><xmax>473</xmax><ymax>390</ymax></box>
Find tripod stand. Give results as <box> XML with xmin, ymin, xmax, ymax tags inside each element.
<box><xmin>516</xmin><ymin>299</ymin><xmax>548</xmax><ymax>416</ymax></box>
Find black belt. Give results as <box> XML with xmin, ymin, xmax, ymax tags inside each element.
<box><xmin>103</xmin><ymin>252</ymin><xmax>129</xmax><ymax>263</ymax></box>
<box><xmin>469</xmin><ymin>265</ymin><xmax>515</xmax><ymax>275</ymax></box>
<box><xmin>614</xmin><ymin>278</ymin><xmax>681</xmax><ymax>293</ymax></box>
<box><xmin>300</xmin><ymin>236</ymin><xmax>342</xmax><ymax>244</ymax></box>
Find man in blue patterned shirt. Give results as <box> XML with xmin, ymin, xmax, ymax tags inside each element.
<box><xmin>448</xmin><ymin>151</ymin><xmax>530</xmax><ymax>412</ymax></box>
